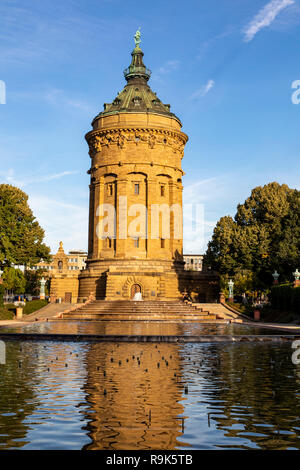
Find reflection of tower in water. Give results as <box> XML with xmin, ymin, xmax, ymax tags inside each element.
<box><xmin>82</xmin><ymin>343</ymin><xmax>188</xmax><ymax>450</ymax></box>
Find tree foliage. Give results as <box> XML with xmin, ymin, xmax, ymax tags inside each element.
<box><xmin>204</xmin><ymin>182</ymin><xmax>300</xmax><ymax>288</ymax></box>
<box><xmin>25</xmin><ymin>269</ymin><xmax>49</xmax><ymax>295</ymax></box>
<box><xmin>0</xmin><ymin>283</ymin><xmax>4</xmax><ymax>306</ymax></box>
<box><xmin>2</xmin><ymin>267</ymin><xmax>26</xmax><ymax>294</ymax></box>
<box><xmin>271</xmin><ymin>285</ymin><xmax>300</xmax><ymax>314</ymax></box>
<box><xmin>0</xmin><ymin>184</ymin><xmax>50</xmax><ymax>267</ymax></box>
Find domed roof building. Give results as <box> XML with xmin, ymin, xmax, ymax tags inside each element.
<box><xmin>50</xmin><ymin>32</ymin><xmax>218</xmax><ymax>305</ymax></box>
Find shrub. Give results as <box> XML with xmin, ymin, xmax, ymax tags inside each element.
<box><xmin>270</xmin><ymin>285</ymin><xmax>300</xmax><ymax>315</ymax></box>
<box><xmin>0</xmin><ymin>307</ymin><xmax>14</xmax><ymax>320</ymax></box>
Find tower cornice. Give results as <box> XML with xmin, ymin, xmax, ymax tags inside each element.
<box><xmin>85</xmin><ymin>126</ymin><xmax>188</xmax><ymax>159</ymax></box>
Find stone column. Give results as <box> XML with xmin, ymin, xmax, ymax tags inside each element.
<box><xmin>147</xmin><ymin>177</ymin><xmax>158</xmax><ymax>259</ymax></box>
<box><xmin>116</xmin><ymin>178</ymin><xmax>128</xmax><ymax>258</ymax></box>
<box><xmin>93</xmin><ymin>180</ymin><xmax>103</xmax><ymax>259</ymax></box>
<box><xmin>169</xmin><ymin>179</ymin><xmax>183</xmax><ymax>260</ymax></box>
<box><xmin>88</xmin><ymin>181</ymin><xmax>95</xmax><ymax>258</ymax></box>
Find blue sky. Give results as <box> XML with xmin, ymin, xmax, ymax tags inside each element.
<box><xmin>0</xmin><ymin>0</ymin><xmax>300</xmax><ymax>254</ymax></box>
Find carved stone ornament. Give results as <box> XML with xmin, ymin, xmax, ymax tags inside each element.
<box><xmin>87</xmin><ymin>128</ymin><xmax>186</xmax><ymax>157</ymax></box>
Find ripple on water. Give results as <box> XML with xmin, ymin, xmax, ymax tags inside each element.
<box><xmin>0</xmin><ymin>341</ymin><xmax>299</xmax><ymax>449</ymax></box>
<box><xmin>0</xmin><ymin>319</ymin><xmax>294</xmax><ymax>336</ymax></box>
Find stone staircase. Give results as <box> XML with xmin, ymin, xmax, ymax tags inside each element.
<box><xmin>62</xmin><ymin>300</ymin><xmax>222</xmax><ymax>321</ymax></box>
<box><xmin>193</xmin><ymin>303</ymin><xmax>248</xmax><ymax>322</ymax></box>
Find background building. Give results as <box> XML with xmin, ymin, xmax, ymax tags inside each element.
<box><xmin>183</xmin><ymin>254</ymin><xmax>203</xmax><ymax>271</ymax></box>
<box><xmin>31</xmin><ymin>244</ymin><xmax>87</xmax><ymax>276</ymax></box>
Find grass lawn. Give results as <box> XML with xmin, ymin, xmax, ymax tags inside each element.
<box><xmin>23</xmin><ymin>299</ymin><xmax>48</xmax><ymax>315</ymax></box>
<box><xmin>0</xmin><ymin>299</ymin><xmax>48</xmax><ymax>320</ymax></box>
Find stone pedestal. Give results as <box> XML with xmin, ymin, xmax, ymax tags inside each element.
<box><xmin>15</xmin><ymin>307</ymin><xmax>23</xmax><ymax>319</ymax></box>
<box><xmin>254</xmin><ymin>309</ymin><xmax>260</xmax><ymax>321</ymax></box>
<box><xmin>294</xmin><ymin>280</ymin><xmax>300</xmax><ymax>288</ymax></box>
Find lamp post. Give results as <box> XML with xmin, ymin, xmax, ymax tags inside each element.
<box><xmin>40</xmin><ymin>277</ymin><xmax>46</xmax><ymax>300</ymax></box>
<box><xmin>293</xmin><ymin>268</ymin><xmax>300</xmax><ymax>287</ymax></box>
<box><xmin>272</xmin><ymin>270</ymin><xmax>279</xmax><ymax>285</ymax></box>
<box><xmin>228</xmin><ymin>279</ymin><xmax>234</xmax><ymax>302</ymax></box>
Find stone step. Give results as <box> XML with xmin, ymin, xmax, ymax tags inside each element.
<box><xmin>63</xmin><ymin>313</ymin><xmax>218</xmax><ymax>321</ymax></box>
<box><xmin>71</xmin><ymin>312</ymin><xmax>211</xmax><ymax>317</ymax></box>
<box><xmin>84</xmin><ymin>308</ymin><xmax>197</xmax><ymax>312</ymax></box>
<box><xmin>63</xmin><ymin>300</ymin><xmax>227</xmax><ymax>322</ymax></box>
<box><xmin>78</xmin><ymin>308</ymin><xmax>200</xmax><ymax>313</ymax></box>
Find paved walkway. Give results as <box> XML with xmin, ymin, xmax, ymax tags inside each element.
<box><xmin>243</xmin><ymin>321</ymin><xmax>300</xmax><ymax>332</ymax></box>
<box><xmin>0</xmin><ymin>320</ymin><xmax>25</xmax><ymax>327</ymax></box>
<box><xmin>21</xmin><ymin>302</ymin><xmax>74</xmax><ymax>322</ymax></box>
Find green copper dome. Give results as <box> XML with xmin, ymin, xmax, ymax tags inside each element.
<box><xmin>93</xmin><ymin>33</ymin><xmax>181</xmax><ymax>125</ymax></box>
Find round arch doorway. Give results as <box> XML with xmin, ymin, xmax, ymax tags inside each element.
<box><xmin>131</xmin><ymin>284</ymin><xmax>141</xmax><ymax>299</ymax></box>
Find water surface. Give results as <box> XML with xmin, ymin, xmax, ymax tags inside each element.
<box><xmin>0</xmin><ymin>340</ymin><xmax>299</xmax><ymax>449</ymax></box>
<box><xmin>0</xmin><ymin>320</ymin><xmax>293</xmax><ymax>336</ymax></box>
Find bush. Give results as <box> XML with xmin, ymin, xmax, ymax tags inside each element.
<box><xmin>0</xmin><ymin>300</ymin><xmax>47</xmax><ymax>321</ymax></box>
<box><xmin>271</xmin><ymin>285</ymin><xmax>300</xmax><ymax>315</ymax></box>
<box><xmin>0</xmin><ymin>307</ymin><xmax>14</xmax><ymax>320</ymax></box>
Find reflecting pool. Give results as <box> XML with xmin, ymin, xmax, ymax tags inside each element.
<box><xmin>0</xmin><ymin>340</ymin><xmax>299</xmax><ymax>449</ymax></box>
<box><xmin>0</xmin><ymin>320</ymin><xmax>294</xmax><ymax>336</ymax></box>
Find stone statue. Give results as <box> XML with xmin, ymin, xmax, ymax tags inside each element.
<box><xmin>134</xmin><ymin>28</ymin><xmax>141</xmax><ymax>48</ymax></box>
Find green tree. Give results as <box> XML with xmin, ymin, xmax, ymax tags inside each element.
<box><xmin>2</xmin><ymin>267</ymin><xmax>26</xmax><ymax>294</ymax></box>
<box><xmin>0</xmin><ymin>283</ymin><xmax>4</xmax><ymax>306</ymax></box>
<box><xmin>0</xmin><ymin>184</ymin><xmax>50</xmax><ymax>267</ymax></box>
<box><xmin>24</xmin><ymin>269</ymin><xmax>48</xmax><ymax>295</ymax></box>
<box><xmin>204</xmin><ymin>182</ymin><xmax>300</xmax><ymax>288</ymax></box>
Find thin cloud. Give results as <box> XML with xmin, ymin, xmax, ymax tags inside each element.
<box><xmin>183</xmin><ymin>177</ymin><xmax>221</xmax><ymax>252</ymax></box>
<box><xmin>29</xmin><ymin>194</ymin><xmax>88</xmax><ymax>253</ymax></box>
<box><xmin>151</xmin><ymin>60</ymin><xmax>180</xmax><ymax>82</ymax></box>
<box><xmin>243</xmin><ymin>0</ymin><xmax>295</xmax><ymax>42</ymax></box>
<box><xmin>45</xmin><ymin>89</ymin><xmax>93</xmax><ymax>113</ymax></box>
<box><xmin>157</xmin><ymin>60</ymin><xmax>180</xmax><ymax>75</ymax></box>
<box><xmin>197</xmin><ymin>27</ymin><xmax>235</xmax><ymax>61</ymax></box>
<box><xmin>0</xmin><ymin>1</ymin><xmax>128</xmax><ymax>66</ymax></box>
<box><xmin>3</xmin><ymin>169</ymin><xmax>79</xmax><ymax>188</ymax></box>
<box><xmin>9</xmin><ymin>88</ymin><xmax>93</xmax><ymax>113</ymax></box>
<box><xmin>182</xmin><ymin>174</ymin><xmax>241</xmax><ymax>252</ymax></box>
<box><xmin>190</xmin><ymin>80</ymin><xmax>215</xmax><ymax>100</ymax></box>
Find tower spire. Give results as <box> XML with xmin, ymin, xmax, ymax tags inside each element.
<box><xmin>95</xmin><ymin>32</ymin><xmax>180</xmax><ymax>123</ymax></box>
<box><xmin>123</xmin><ymin>30</ymin><xmax>151</xmax><ymax>83</ymax></box>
